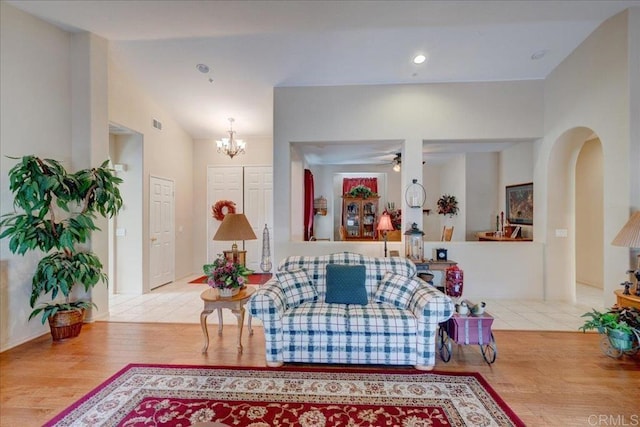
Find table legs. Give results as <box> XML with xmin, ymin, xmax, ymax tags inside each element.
<box><xmin>230</xmin><ymin>306</ymin><xmax>246</xmax><ymax>354</ymax></box>
<box><xmin>200</xmin><ymin>309</ymin><xmax>213</xmax><ymax>354</ymax></box>
<box><xmin>200</xmin><ymin>306</ymin><xmax>248</xmax><ymax>354</ymax></box>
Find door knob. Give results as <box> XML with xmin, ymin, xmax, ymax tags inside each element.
<box><xmin>150</xmin><ymin>237</ymin><xmax>157</xmax><ymax>242</ymax></box>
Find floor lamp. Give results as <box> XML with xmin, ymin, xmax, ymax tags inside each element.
<box><xmin>213</xmin><ymin>213</ymin><xmax>257</xmax><ymax>265</ymax></box>
<box><xmin>377</xmin><ymin>213</ymin><xmax>394</xmax><ymax>257</ymax></box>
<box><xmin>612</xmin><ymin>211</ymin><xmax>640</xmax><ymax>296</ymax></box>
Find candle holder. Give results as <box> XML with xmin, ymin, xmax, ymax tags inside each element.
<box><xmin>404</xmin><ymin>223</ymin><xmax>424</xmax><ymax>261</ymax></box>
<box><xmin>405</xmin><ymin>179</ymin><xmax>426</xmax><ymax>208</ymax></box>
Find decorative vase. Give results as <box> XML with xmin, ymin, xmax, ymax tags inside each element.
<box><xmin>219</xmin><ymin>287</ymin><xmax>239</xmax><ymax>298</ymax></box>
<box><xmin>445</xmin><ymin>266</ymin><xmax>464</xmax><ymax>298</ymax></box>
<box><xmin>607</xmin><ymin>329</ymin><xmax>634</xmax><ymax>351</ymax></box>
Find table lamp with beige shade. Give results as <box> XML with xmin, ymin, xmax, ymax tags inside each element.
<box><xmin>612</xmin><ymin>211</ymin><xmax>640</xmax><ymax>296</ymax></box>
<box><xmin>213</xmin><ymin>213</ymin><xmax>257</xmax><ymax>266</ymax></box>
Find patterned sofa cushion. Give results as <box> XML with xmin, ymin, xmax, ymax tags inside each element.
<box><xmin>278</xmin><ymin>252</ymin><xmax>416</xmax><ymax>299</ymax></box>
<box><xmin>276</xmin><ymin>269</ymin><xmax>317</xmax><ymax>308</ymax></box>
<box><xmin>346</xmin><ymin>304</ymin><xmax>416</xmax><ymax>334</ymax></box>
<box><xmin>374</xmin><ymin>271</ymin><xmax>423</xmax><ymax>309</ymax></box>
<box><xmin>282</xmin><ymin>302</ymin><xmax>348</xmax><ymax>333</ymax></box>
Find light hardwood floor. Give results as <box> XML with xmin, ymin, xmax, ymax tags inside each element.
<box><xmin>0</xmin><ymin>323</ymin><xmax>638</xmax><ymax>427</ymax></box>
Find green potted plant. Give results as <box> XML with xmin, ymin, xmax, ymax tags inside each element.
<box><xmin>0</xmin><ymin>156</ymin><xmax>123</xmax><ymax>340</ymax></box>
<box><xmin>203</xmin><ymin>254</ymin><xmax>252</xmax><ymax>297</ymax></box>
<box><xmin>579</xmin><ymin>306</ymin><xmax>640</xmax><ymax>352</ymax></box>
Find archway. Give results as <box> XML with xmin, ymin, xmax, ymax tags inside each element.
<box><xmin>575</xmin><ymin>136</ymin><xmax>604</xmax><ymax>305</ymax></box>
<box><xmin>545</xmin><ymin>127</ymin><xmax>603</xmax><ymax>304</ymax></box>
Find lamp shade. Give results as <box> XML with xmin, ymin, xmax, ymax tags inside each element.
<box><xmin>213</xmin><ymin>213</ymin><xmax>257</xmax><ymax>241</ymax></box>
<box><xmin>377</xmin><ymin>213</ymin><xmax>394</xmax><ymax>232</ymax></box>
<box><xmin>612</xmin><ymin>211</ymin><xmax>640</xmax><ymax>248</ymax></box>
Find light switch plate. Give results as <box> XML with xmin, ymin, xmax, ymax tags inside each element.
<box><xmin>555</xmin><ymin>229</ymin><xmax>568</xmax><ymax>238</ymax></box>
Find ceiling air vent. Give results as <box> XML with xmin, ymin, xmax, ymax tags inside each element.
<box><xmin>152</xmin><ymin>118</ymin><xmax>162</xmax><ymax>130</ymax></box>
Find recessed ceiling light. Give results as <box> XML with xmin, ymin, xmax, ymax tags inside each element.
<box><xmin>531</xmin><ymin>50</ymin><xmax>547</xmax><ymax>60</ymax></box>
<box><xmin>413</xmin><ymin>54</ymin><xmax>427</xmax><ymax>65</ymax></box>
<box><xmin>196</xmin><ymin>63</ymin><xmax>210</xmax><ymax>73</ymax></box>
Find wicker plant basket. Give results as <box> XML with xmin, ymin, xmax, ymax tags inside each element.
<box><xmin>47</xmin><ymin>308</ymin><xmax>85</xmax><ymax>341</ymax></box>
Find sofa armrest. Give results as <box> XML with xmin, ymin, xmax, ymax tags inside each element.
<box><xmin>408</xmin><ymin>282</ymin><xmax>454</xmax><ymax>323</ymax></box>
<box><xmin>408</xmin><ymin>280</ymin><xmax>454</xmax><ymax>368</ymax></box>
<box><xmin>248</xmin><ymin>278</ymin><xmax>286</xmax><ymax>320</ymax></box>
<box><xmin>247</xmin><ymin>279</ymin><xmax>287</xmax><ymax>365</ymax></box>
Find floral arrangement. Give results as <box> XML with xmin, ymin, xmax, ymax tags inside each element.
<box><xmin>437</xmin><ymin>194</ymin><xmax>459</xmax><ymax>217</ymax></box>
<box><xmin>385</xmin><ymin>202</ymin><xmax>402</xmax><ymax>230</ymax></box>
<box><xmin>346</xmin><ymin>185</ymin><xmax>377</xmax><ymax>198</ymax></box>
<box><xmin>203</xmin><ymin>254</ymin><xmax>252</xmax><ymax>290</ymax></box>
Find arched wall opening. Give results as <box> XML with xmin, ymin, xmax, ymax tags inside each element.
<box><xmin>545</xmin><ymin>127</ymin><xmax>604</xmax><ymax>304</ymax></box>
<box><xmin>575</xmin><ymin>137</ymin><xmax>604</xmax><ymax>296</ymax></box>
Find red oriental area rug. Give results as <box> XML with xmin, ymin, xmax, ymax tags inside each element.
<box><xmin>44</xmin><ymin>364</ymin><xmax>524</xmax><ymax>427</ymax></box>
<box><xmin>189</xmin><ymin>273</ymin><xmax>272</xmax><ymax>285</ymax></box>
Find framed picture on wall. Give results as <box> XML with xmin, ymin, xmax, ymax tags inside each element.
<box><xmin>506</xmin><ymin>183</ymin><xmax>533</xmax><ymax>225</ymax></box>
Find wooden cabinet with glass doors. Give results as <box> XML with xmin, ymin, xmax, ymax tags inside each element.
<box><xmin>342</xmin><ymin>196</ymin><xmax>379</xmax><ymax>240</ymax></box>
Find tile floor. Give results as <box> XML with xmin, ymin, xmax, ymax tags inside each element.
<box><xmin>107</xmin><ymin>275</ymin><xmax>606</xmax><ymax>331</ymax></box>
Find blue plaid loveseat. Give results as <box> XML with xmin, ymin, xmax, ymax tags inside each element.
<box><xmin>248</xmin><ymin>252</ymin><xmax>453</xmax><ymax>370</ymax></box>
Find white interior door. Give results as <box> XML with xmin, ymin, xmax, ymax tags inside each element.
<box><xmin>244</xmin><ymin>166</ymin><xmax>274</xmax><ymax>272</ymax></box>
<box><xmin>149</xmin><ymin>176</ymin><xmax>175</xmax><ymax>289</ymax></box>
<box><xmin>207</xmin><ymin>166</ymin><xmax>243</xmax><ymax>262</ymax></box>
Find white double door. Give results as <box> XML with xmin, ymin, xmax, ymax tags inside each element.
<box><xmin>207</xmin><ymin>166</ymin><xmax>273</xmax><ymax>272</ymax></box>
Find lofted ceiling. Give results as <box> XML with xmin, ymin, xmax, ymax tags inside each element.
<box><xmin>8</xmin><ymin>0</ymin><xmax>639</xmax><ymax>164</ymax></box>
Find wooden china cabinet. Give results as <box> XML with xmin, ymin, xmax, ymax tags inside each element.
<box><xmin>342</xmin><ymin>196</ymin><xmax>379</xmax><ymax>240</ymax></box>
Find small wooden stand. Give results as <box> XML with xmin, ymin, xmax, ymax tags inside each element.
<box><xmin>223</xmin><ymin>250</ymin><xmax>246</xmax><ymax>266</ymax></box>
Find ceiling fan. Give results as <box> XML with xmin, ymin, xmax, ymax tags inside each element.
<box><xmin>390</xmin><ymin>152</ymin><xmax>424</xmax><ymax>171</ymax></box>
<box><xmin>391</xmin><ymin>153</ymin><xmax>402</xmax><ymax>172</ymax></box>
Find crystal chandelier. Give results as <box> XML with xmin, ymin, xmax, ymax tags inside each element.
<box><xmin>216</xmin><ymin>118</ymin><xmax>246</xmax><ymax>159</ymax></box>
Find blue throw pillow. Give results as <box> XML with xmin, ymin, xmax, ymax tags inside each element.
<box><xmin>325</xmin><ymin>264</ymin><xmax>367</xmax><ymax>305</ymax></box>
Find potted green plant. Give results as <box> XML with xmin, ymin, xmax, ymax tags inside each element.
<box><xmin>0</xmin><ymin>156</ymin><xmax>123</xmax><ymax>340</ymax></box>
<box><xmin>579</xmin><ymin>306</ymin><xmax>640</xmax><ymax>352</ymax></box>
<box><xmin>203</xmin><ymin>254</ymin><xmax>252</xmax><ymax>297</ymax></box>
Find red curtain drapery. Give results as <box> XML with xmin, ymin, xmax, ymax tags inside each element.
<box><xmin>304</xmin><ymin>169</ymin><xmax>314</xmax><ymax>241</ymax></box>
<box><xmin>342</xmin><ymin>177</ymin><xmax>378</xmax><ymax>195</ymax></box>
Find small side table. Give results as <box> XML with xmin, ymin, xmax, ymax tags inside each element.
<box><xmin>200</xmin><ymin>287</ymin><xmax>256</xmax><ymax>354</ymax></box>
<box><xmin>414</xmin><ymin>259</ymin><xmax>457</xmax><ymax>293</ymax></box>
<box><xmin>614</xmin><ymin>289</ymin><xmax>640</xmax><ymax>309</ymax></box>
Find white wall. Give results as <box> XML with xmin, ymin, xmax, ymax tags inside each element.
<box><xmin>111</xmin><ymin>133</ymin><xmax>144</xmax><ymax>294</ymax></box>
<box><xmin>499</xmin><ymin>141</ymin><xmax>535</xmax><ymax>238</ymax></box>
<box><xmin>575</xmin><ymin>138</ymin><xmax>604</xmax><ymax>289</ymax></box>
<box><xmin>191</xmin><ymin>136</ymin><xmax>273</xmax><ymax>273</ymax></box>
<box><xmin>109</xmin><ymin>57</ymin><xmax>195</xmax><ymax>291</ymax></box>
<box><xmin>306</xmin><ymin>165</ymin><xmax>398</xmax><ymax>241</ymax></box>
<box><xmin>274</xmin><ymin>81</ymin><xmax>544</xmax><ymax>298</ymax></box>
<box><xmin>542</xmin><ymin>11</ymin><xmax>633</xmax><ymax>305</ymax></box>
<box><xmin>422</xmin><ymin>164</ymin><xmax>442</xmax><ymax>241</ymax></box>
<box><xmin>439</xmin><ymin>155</ymin><xmax>466</xmax><ymax>241</ymax></box>
<box><xmin>0</xmin><ymin>2</ymin><xmax>74</xmax><ymax>350</ymax></box>
<box><xmin>628</xmin><ymin>8</ymin><xmax>640</xmax><ymax>268</ymax></box>
<box><xmin>466</xmin><ymin>152</ymin><xmax>499</xmax><ymax>240</ymax></box>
